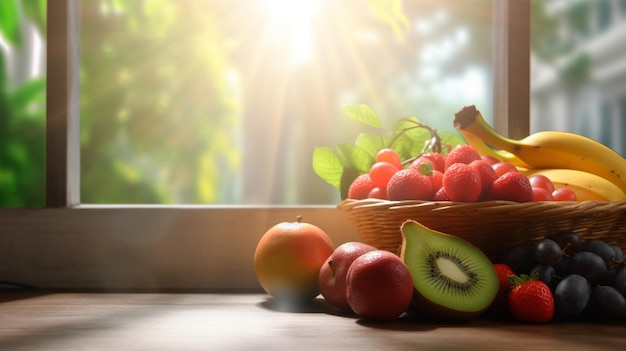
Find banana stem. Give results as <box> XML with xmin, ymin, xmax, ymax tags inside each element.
<box><xmin>453</xmin><ymin>105</ymin><xmax>523</xmax><ymax>153</ymax></box>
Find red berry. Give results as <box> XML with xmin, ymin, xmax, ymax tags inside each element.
<box><xmin>421</xmin><ymin>152</ymin><xmax>445</xmax><ymax>173</ymax></box>
<box><xmin>443</xmin><ymin>163</ymin><xmax>482</xmax><ymax>202</ymax></box>
<box><xmin>488</xmin><ymin>172</ymin><xmax>533</xmax><ymax>202</ymax></box>
<box><xmin>481</xmin><ymin>155</ymin><xmax>499</xmax><ymax>166</ymax></box>
<box><xmin>429</xmin><ymin>170</ymin><xmax>444</xmax><ymax>191</ymax></box>
<box><xmin>469</xmin><ymin>160</ymin><xmax>497</xmax><ymax>200</ymax></box>
<box><xmin>387</xmin><ymin>168</ymin><xmax>434</xmax><ymax>201</ymax></box>
<box><xmin>375</xmin><ymin>148</ymin><xmax>402</xmax><ymax>170</ymax></box>
<box><xmin>432</xmin><ymin>187</ymin><xmax>449</xmax><ymax>201</ymax></box>
<box><xmin>492</xmin><ymin>161</ymin><xmax>518</xmax><ymax>177</ymax></box>
<box><xmin>532</xmin><ymin>187</ymin><xmax>554</xmax><ymax>201</ymax></box>
<box><xmin>369</xmin><ymin>161</ymin><xmax>400</xmax><ymax>188</ymax></box>
<box><xmin>552</xmin><ymin>187</ymin><xmax>577</xmax><ymax>201</ymax></box>
<box><xmin>347</xmin><ymin>174</ymin><xmax>375</xmax><ymax>200</ymax></box>
<box><xmin>368</xmin><ymin>187</ymin><xmax>388</xmax><ymax>200</ymax></box>
<box><xmin>489</xmin><ymin>263</ymin><xmax>516</xmax><ymax>315</ymax></box>
<box><xmin>508</xmin><ymin>278</ymin><xmax>555</xmax><ymax>323</ymax></box>
<box><xmin>444</xmin><ymin>145</ymin><xmax>481</xmax><ymax>170</ymax></box>
<box><xmin>529</xmin><ymin>175</ymin><xmax>555</xmax><ymax>193</ymax></box>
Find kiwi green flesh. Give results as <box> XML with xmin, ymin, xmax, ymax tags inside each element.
<box><xmin>400</xmin><ymin>220</ymin><xmax>499</xmax><ymax>319</ymax></box>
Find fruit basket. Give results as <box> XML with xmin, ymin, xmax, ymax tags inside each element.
<box><xmin>338</xmin><ymin>198</ymin><xmax>626</xmax><ymax>261</ymax></box>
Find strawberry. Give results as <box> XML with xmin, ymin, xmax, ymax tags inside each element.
<box><xmin>432</xmin><ymin>187</ymin><xmax>449</xmax><ymax>201</ymax></box>
<box><xmin>488</xmin><ymin>263</ymin><xmax>516</xmax><ymax>315</ymax></box>
<box><xmin>469</xmin><ymin>160</ymin><xmax>497</xmax><ymax>200</ymax></box>
<box><xmin>488</xmin><ymin>171</ymin><xmax>534</xmax><ymax>202</ymax></box>
<box><xmin>387</xmin><ymin>168</ymin><xmax>433</xmax><ymax>201</ymax></box>
<box><xmin>442</xmin><ymin>163</ymin><xmax>482</xmax><ymax>202</ymax></box>
<box><xmin>508</xmin><ymin>274</ymin><xmax>555</xmax><ymax>323</ymax></box>
<box><xmin>444</xmin><ymin>145</ymin><xmax>481</xmax><ymax>170</ymax></box>
<box><xmin>421</xmin><ymin>152</ymin><xmax>446</xmax><ymax>173</ymax></box>
<box><xmin>429</xmin><ymin>170</ymin><xmax>444</xmax><ymax>191</ymax></box>
<box><xmin>348</xmin><ymin>174</ymin><xmax>375</xmax><ymax>200</ymax></box>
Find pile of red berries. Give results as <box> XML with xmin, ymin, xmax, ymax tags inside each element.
<box><xmin>347</xmin><ymin>145</ymin><xmax>576</xmax><ymax>202</ymax></box>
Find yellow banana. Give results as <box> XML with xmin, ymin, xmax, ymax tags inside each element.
<box><xmin>454</xmin><ymin>105</ymin><xmax>626</xmax><ymax>194</ymax></box>
<box><xmin>456</xmin><ymin>122</ymin><xmax>531</xmax><ymax>168</ymax></box>
<box><xmin>519</xmin><ymin>168</ymin><xmax>626</xmax><ymax>202</ymax></box>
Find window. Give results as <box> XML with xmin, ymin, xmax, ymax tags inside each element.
<box><xmin>0</xmin><ymin>0</ymin><xmax>529</xmax><ymax>290</ymax></box>
<box><xmin>530</xmin><ymin>0</ymin><xmax>626</xmax><ymax>157</ymax></box>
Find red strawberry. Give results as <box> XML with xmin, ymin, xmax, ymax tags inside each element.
<box><xmin>489</xmin><ymin>263</ymin><xmax>516</xmax><ymax>315</ymax></box>
<box><xmin>348</xmin><ymin>174</ymin><xmax>375</xmax><ymax>200</ymax></box>
<box><xmin>444</xmin><ymin>145</ymin><xmax>481</xmax><ymax>170</ymax></box>
<box><xmin>432</xmin><ymin>187</ymin><xmax>449</xmax><ymax>201</ymax></box>
<box><xmin>429</xmin><ymin>170</ymin><xmax>444</xmax><ymax>191</ymax></box>
<box><xmin>488</xmin><ymin>172</ymin><xmax>534</xmax><ymax>202</ymax></box>
<box><xmin>387</xmin><ymin>168</ymin><xmax>434</xmax><ymax>201</ymax></box>
<box><xmin>442</xmin><ymin>163</ymin><xmax>482</xmax><ymax>202</ymax></box>
<box><xmin>508</xmin><ymin>274</ymin><xmax>555</xmax><ymax>323</ymax></box>
<box><xmin>421</xmin><ymin>152</ymin><xmax>445</xmax><ymax>173</ymax></box>
<box><xmin>470</xmin><ymin>160</ymin><xmax>497</xmax><ymax>200</ymax></box>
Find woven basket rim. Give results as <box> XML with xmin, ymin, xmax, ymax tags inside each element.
<box><xmin>338</xmin><ymin>198</ymin><xmax>626</xmax><ymax>213</ymax></box>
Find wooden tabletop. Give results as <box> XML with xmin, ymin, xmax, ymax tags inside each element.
<box><xmin>0</xmin><ymin>290</ymin><xmax>624</xmax><ymax>350</ymax></box>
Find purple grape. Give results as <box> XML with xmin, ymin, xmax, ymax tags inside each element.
<box><xmin>580</xmin><ymin>240</ymin><xmax>616</xmax><ymax>268</ymax></box>
<box><xmin>530</xmin><ymin>264</ymin><xmax>556</xmax><ymax>289</ymax></box>
<box><xmin>502</xmin><ymin>246</ymin><xmax>536</xmax><ymax>275</ymax></box>
<box><xmin>553</xmin><ymin>257</ymin><xmax>570</xmax><ymax>277</ymax></box>
<box><xmin>590</xmin><ymin>286</ymin><xmax>626</xmax><ymax>320</ymax></box>
<box><xmin>550</xmin><ymin>230</ymin><xmax>582</xmax><ymax>257</ymax></box>
<box><xmin>568</xmin><ymin>251</ymin><xmax>608</xmax><ymax>284</ymax></box>
<box><xmin>611</xmin><ymin>245</ymin><xmax>624</xmax><ymax>266</ymax></box>
<box><xmin>534</xmin><ymin>238</ymin><xmax>562</xmax><ymax>266</ymax></box>
<box><xmin>615</xmin><ymin>268</ymin><xmax>626</xmax><ymax>297</ymax></box>
<box><xmin>554</xmin><ymin>274</ymin><xmax>591</xmax><ymax>317</ymax></box>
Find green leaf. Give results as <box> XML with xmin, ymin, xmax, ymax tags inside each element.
<box><xmin>0</xmin><ymin>0</ymin><xmax>21</xmax><ymax>47</ymax></box>
<box><xmin>340</xmin><ymin>167</ymin><xmax>360</xmax><ymax>200</ymax></box>
<box><xmin>354</xmin><ymin>133</ymin><xmax>388</xmax><ymax>159</ymax></box>
<box><xmin>337</xmin><ymin>143</ymin><xmax>374</xmax><ymax>175</ymax></box>
<box><xmin>439</xmin><ymin>131</ymin><xmax>466</xmax><ymax>154</ymax></box>
<box><xmin>9</xmin><ymin>78</ymin><xmax>45</xmax><ymax>114</ymax></box>
<box><xmin>22</xmin><ymin>0</ymin><xmax>47</xmax><ymax>35</ymax></box>
<box><xmin>340</xmin><ymin>104</ymin><xmax>382</xmax><ymax>129</ymax></box>
<box><xmin>312</xmin><ymin>146</ymin><xmax>343</xmax><ymax>190</ymax></box>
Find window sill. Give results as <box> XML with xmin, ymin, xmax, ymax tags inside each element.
<box><xmin>0</xmin><ymin>206</ymin><xmax>358</xmax><ymax>290</ymax></box>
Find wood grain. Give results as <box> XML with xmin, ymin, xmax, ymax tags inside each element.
<box><xmin>0</xmin><ymin>291</ymin><xmax>624</xmax><ymax>351</ymax></box>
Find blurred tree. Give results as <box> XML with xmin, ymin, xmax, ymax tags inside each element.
<box><xmin>80</xmin><ymin>1</ymin><xmax>240</xmax><ymax>204</ymax></box>
<box><xmin>0</xmin><ymin>0</ymin><xmax>46</xmax><ymax>207</ymax></box>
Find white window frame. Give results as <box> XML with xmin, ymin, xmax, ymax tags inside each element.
<box><xmin>0</xmin><ymin>0</ymin><xmax>530</xmax><ymax>290</ymax></box>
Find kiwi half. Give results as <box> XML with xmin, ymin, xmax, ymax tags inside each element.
<box><xmin>400</xmin><ymin>220</ymin><xmax>499</xmax><ymax>320</ymax></box>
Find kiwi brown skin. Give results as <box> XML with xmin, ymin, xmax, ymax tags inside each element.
<box><xmin>400</xmin><ymin>220</ymin><xmax>498</xmax><ymax>321</ymax></box>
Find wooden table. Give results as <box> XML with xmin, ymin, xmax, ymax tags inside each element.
<box><xmin>0</xmin><ymin>290</ymin><xmax>624</xmax><ymax>350</ymax></box>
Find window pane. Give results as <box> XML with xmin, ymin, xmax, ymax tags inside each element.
<box><xmin>0</xmin><ymin>1</ymin><xmax>46</xmax><ymax>208</ymax></box>
<box><xmin>531</xmin><ymin>0</ymin><xmax>626</xmax><ymax>158</ymax></box>
<box><xmin>80</xmin><ymin>0</ymin><xmax>494</xmax><ymax>205</ymax></box>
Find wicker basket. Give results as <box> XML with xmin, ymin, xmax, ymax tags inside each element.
<box><xmin>338</xmin><ymin>198</ymin><xmax>626</xmax><ymax>261</ymax></box>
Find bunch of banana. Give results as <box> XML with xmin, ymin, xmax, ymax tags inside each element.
<box><xmin>454</xmin><ymin>105</ymin><xmax>626</xmax><ymax>201</ymax></box>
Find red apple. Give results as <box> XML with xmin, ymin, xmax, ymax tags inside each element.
<box><xmin>318</xmin><ymin>242</ymin><xmax>378</xmax><ymax>311</ymax></box>
<box><xmin>346</xmin><ymin>250</ymin><xmax>414</xmax><ymax>321</ymax></box>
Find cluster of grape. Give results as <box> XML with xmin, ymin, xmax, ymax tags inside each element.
<box><xmin>502</xmin><ymin>230</ymin><xmax>626</xmax><ymax>320</ymax></box>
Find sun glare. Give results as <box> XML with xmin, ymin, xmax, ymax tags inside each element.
<box><xmin>255</xmin><ymin>0</ymin><xmax>327</xmax><ymax>66</ymax></box>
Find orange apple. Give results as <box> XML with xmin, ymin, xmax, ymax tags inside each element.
<box><xmin>254</xmin><ymin>216</ymin><xmax>334</xmax><ymax>301</ymax></box>
<box><xmin>346</xmin><ymin>250</ymin><xmax>414</xmax><ymax>321</ymax></box>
